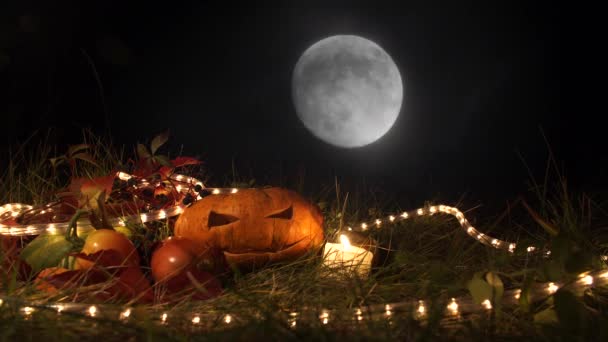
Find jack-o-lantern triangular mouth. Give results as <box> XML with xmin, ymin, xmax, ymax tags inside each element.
<box><xmin>208</xmin><ymin>211</ymin><xmax>240</xmax><ymax>228</ymax></box>
<box><xmin>265</xmin><ymin>205</ymin><xmax>293</xmax><ymax>220</ymax></box>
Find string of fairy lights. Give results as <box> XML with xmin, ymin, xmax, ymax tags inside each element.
<box><xmin>0</xmin><ymin>268</ymin><xmax>607</xmax><ymax>330</ymax></box>
<box><xmin>1</xmin><ymin>171</ymin><xmax>607</xmax><ymax>330</ymax></box>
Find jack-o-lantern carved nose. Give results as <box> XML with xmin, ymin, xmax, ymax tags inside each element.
<box><xmin>265</xmin><ymin>205</ymin><xmax>293</xmax><ymax>220</ymax></box>
<box><xmin>208</xmin><ymin>211</ymin><xmax>239</xmax><ymax>229</ymax></box>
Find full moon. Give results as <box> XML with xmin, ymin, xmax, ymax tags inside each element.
<box><xmin>292</xmin><ymin>35</ymin><xmax>403</xmax><ymax>148</ymax></box>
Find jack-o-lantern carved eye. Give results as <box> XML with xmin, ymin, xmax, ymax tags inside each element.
<box><xmin>265</xmin><ymin>205</ymin><xmax>293</xmax><ymax>220</ymax></box>
<box><xmin>208</xmin><ymin>211</ymin><xmax>240</xmax><ymax>229</ymax></box>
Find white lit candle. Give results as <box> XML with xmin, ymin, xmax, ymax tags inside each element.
<box><xmin>323</xmin><ymin>234</ymin><xmax>374</xmax><ymax>278</ymax></box>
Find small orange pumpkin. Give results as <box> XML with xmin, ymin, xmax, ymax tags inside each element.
<box><xmin>174</xmin><ymin>187</ymin><xmax>324</xmax><ymax>268</ymax></box>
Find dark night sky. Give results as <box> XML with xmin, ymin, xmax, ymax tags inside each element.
<box><xmin>1</xmin><ymin>1</ymin><xmax>604</xmax><ymax>209</ymax></box>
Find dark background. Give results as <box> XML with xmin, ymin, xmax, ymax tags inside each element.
<box><xmin>1</xmin><ymin>1</ymin><xmax>604</xmax><ymax>211</ymax></box>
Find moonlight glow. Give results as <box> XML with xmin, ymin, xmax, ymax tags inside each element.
<box><xmin>292</xmin><ymin>35</ymin><xmax>403</xmax><ymax>148</ymax></box>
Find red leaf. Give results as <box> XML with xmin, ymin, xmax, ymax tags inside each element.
<box><xmin>158</xmin><ymin>267</ymin><xmax>223</xmax><ymax>302</ymax></box>
<box><xmin>71</xmin><ymin>249</ymin><xmax>128</xmax><ymax>270</ymax></box>
<box><xmin>97</xmin><ymin>266</ymin><xmax>154</xmax><ymax>303</ymax></box>
<box><xmin>67</xmin><ymin>177</ymin><xmax>87</xmax><ymax>196</ymax></box>
<box><xmin>171</xmin><ymin>156</ymin><xmax>201</xmax><ymax>168</ymax></box>
<box><xmin>80</xmin><ymin>174</ymin><xmax>115</xmax><ymax>198</ymax></box>
<box><xmin>158</xmin><ymin>156</ymin><xmax>201</xmax><ymax>180</ymax></box>
<box><xmin>158</xmin><ymin>166</ymin><xmax>173</xmax><ymax>179</ymax></box>
<box><xmin>132</xmin><ymin>159</ymin><xmax>157</xmax><ymax>178</ymax></box>
<box><xmin>43</xmin><ymin>268</ymin><xmax>109</xmax><ymax>289</ymax></box>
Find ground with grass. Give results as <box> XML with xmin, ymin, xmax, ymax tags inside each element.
<box><xmin>1</xmin><ymin>132</ymin><xmax>607</xmax><ymax>341</ymax></box>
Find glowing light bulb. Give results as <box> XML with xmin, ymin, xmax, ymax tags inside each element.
<box><xmin>401</xmin><ymin>212</ymin><xmax>409</xmax><ymax>218</ymax></box>
<box><xmin>117</xmin><ymin>172</ymin><xmax>131</xmax><ymax>180</ymax></box>
<box><xmin>361</xmin><ymin>223</ymin><xmax>368</xmax><ymax>230</ymax></box>
<box><xmin>600</xmin><ymin>271</ymin><xmax>608</xmax><ymax>279</ymax></box>
<box><xmin>417</xmin><ymin>300</ymin><xmax>426</xmax><ymax>316</ymax></box>
<box><xmin>385</xmin><ymin>304</ymin><xmax>392</xmax><ymax>317</ymax></box>
<box><xmin>467</xmin><ymin>227</ymin><xmax>475</xmax><ymax>234</ymax></box>
<box><xmin>212</xmin><ymin>189</ymin><xmax>220</xmax><ymax>195</ymax></box>
<box><xmin>88</xmin><ymin>306</ymin><xmax>97</xmax><ymax>317</ymax></box>
<box><xmin>320</xmin><ymin>311</ymin><xmax>329</xmax><ymax>324</ymax></box>
<box><xmin>447</xmin><ymin>298</ymin><xmax>459</xmax><ymax>315</ymax></box>
<box><xmin>580</xmin><ymin>274</ymin><xmax>593</xmax><ymax>285</ymax></box>
<box><xmin>231</xmin><ymin>188</ymin><xmax>238</xmax><ymax>194</ymax></box>
<box><xmin>514</xmin><ymin>289</ymin><xmax>521</xmax><ymax>300</ymax></box>
<box><xmin>417</xmin><ymin>208</ymin><xmax>424</xmax><ymax>215</ymax></box>
<box><xmin>389</xmin><ymin>215</ymin><xmax>395</xmax><ymax>222</ymax></box>
<box><xmin>161</xmin><ymin>313</ymin><xmax>168</xmax><ymax>323</ymax></box>
<box><xmin>508</xmin><ymin>243</ymin><xmax>516</xmax><ymax>253</ymax></box>
<box><xmin>481</xmin><ymin>299</ymin><xmax>492</xmax><ymax>310</ymax></box>
<box><xmin>140</xmin><ymin>213</ymin><xmax>147</xmax><ymax>222</ymax></box>
<box><xmin>429</xmin><ymin>206</ymin><xmax>437</xmax><ymax>213</ymax></box>
<box><xmin>547</xmin><ymin>282</ymin><xmax>559</xmax><ymax>294</ymax></box>
<box><xmin>375</xmin><ymin>219</ymin><xmax>381</xmax><ymax>226</ymax></box>
<box><xmin>120</xmin><ymin>309</ymin><xmax>131</xmax><ymax>319</ymax></box>
<box><xmin>224</xmin><ymin>314</ymin><xmax>232</xmax><ymax>324</ymax></box>
<box><xmin>527</xmin><ymin>246</ymin><xmax>536</xmax><ymax>253</ymax></box>
<box><xmin>192</xmin><ymin>316</ymin><xmax>201</xmax><ymax>324</ymax></box>
<box><xmin>22</xmin><ymin>307</ymin><xmax>34</xmax><ymax>315</ymax></box>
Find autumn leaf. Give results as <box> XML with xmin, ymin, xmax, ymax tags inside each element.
<box><xmin>158</xmin><ymin>156</ymin><xmax>202</xmax><ymax>179</ymax></box>
<box><xmin>171</xmin><ymin>156</ymin><xmax>202</xmax><ymax>168</ymax></box>
<box><xmin>79</xmin><ymin>174</ymin><xmax>116</xmax><ymax>210</ymax></box>
<box><xmin>136</xmin><ymin>143</ymin><xmax>151</xmax><ymax>160</ymax></box>
<box><xmin>150</xmin><ymin>130</ymin><xmax>170</xmax><ymax>155</ymax></box>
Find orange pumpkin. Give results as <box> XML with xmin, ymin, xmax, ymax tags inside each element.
<box><xmin>174</xmin><ymin>187</ymin><xmax>324</xmax><ymax>268</ymax></box>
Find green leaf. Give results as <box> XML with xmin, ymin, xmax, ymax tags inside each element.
<box><xmin>20</xmin><ymin>235</ymin><xmax>74</xmax><ymax>273</ymax></box>
<box><xmin>485</xmin><ymin>272</ymin><xmax>504</xmax><ymax>305</ymax></box>
<box><xmin>519</xmin><ymin>276</ymin><xmax>534</xmax><ymax>313</ymax></box>
<box><xmin>150</xmin><ymin>131</ymin><xmax>170</xmax><ymax>155</ymax></box>
<box><xmin>534</xmin><ymin>308</ymin><xmax>558</xmax><ymax>325</ymax></box>
<box><xmin>73</xmin><ymin>152</ymin><xmax>99</xmax><ymax>167</ymax></box>
<box><xmin>467</xmin><ymin>277</ymin><xmax>493</xmax><ymax>305</ymax></box>
<box><xmin>136</xmin><ymin>143</ymin><xmax>151</xmax><ymax>160</ymax></box>
<box><xmin>154</xmin><ymin>155</ymin><xmax>172</xmax><ymax>167</ymax></box>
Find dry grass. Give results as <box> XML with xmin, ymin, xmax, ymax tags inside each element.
<box><xmin>1</xmin><ymin>130</ymin><xmax>607</xmax><ymax>341</ymax></box>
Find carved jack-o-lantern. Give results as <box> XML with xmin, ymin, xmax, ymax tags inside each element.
<box><xmin>174</xmin><ymin>188</ymin><xmax>324</xmax><ymax>268</ymax></box>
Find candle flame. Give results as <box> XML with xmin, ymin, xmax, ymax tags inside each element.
<box><xmin>339</xmin><ymin>234</ymin><xmax>351</xmax><ymax>250</ymax></box>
